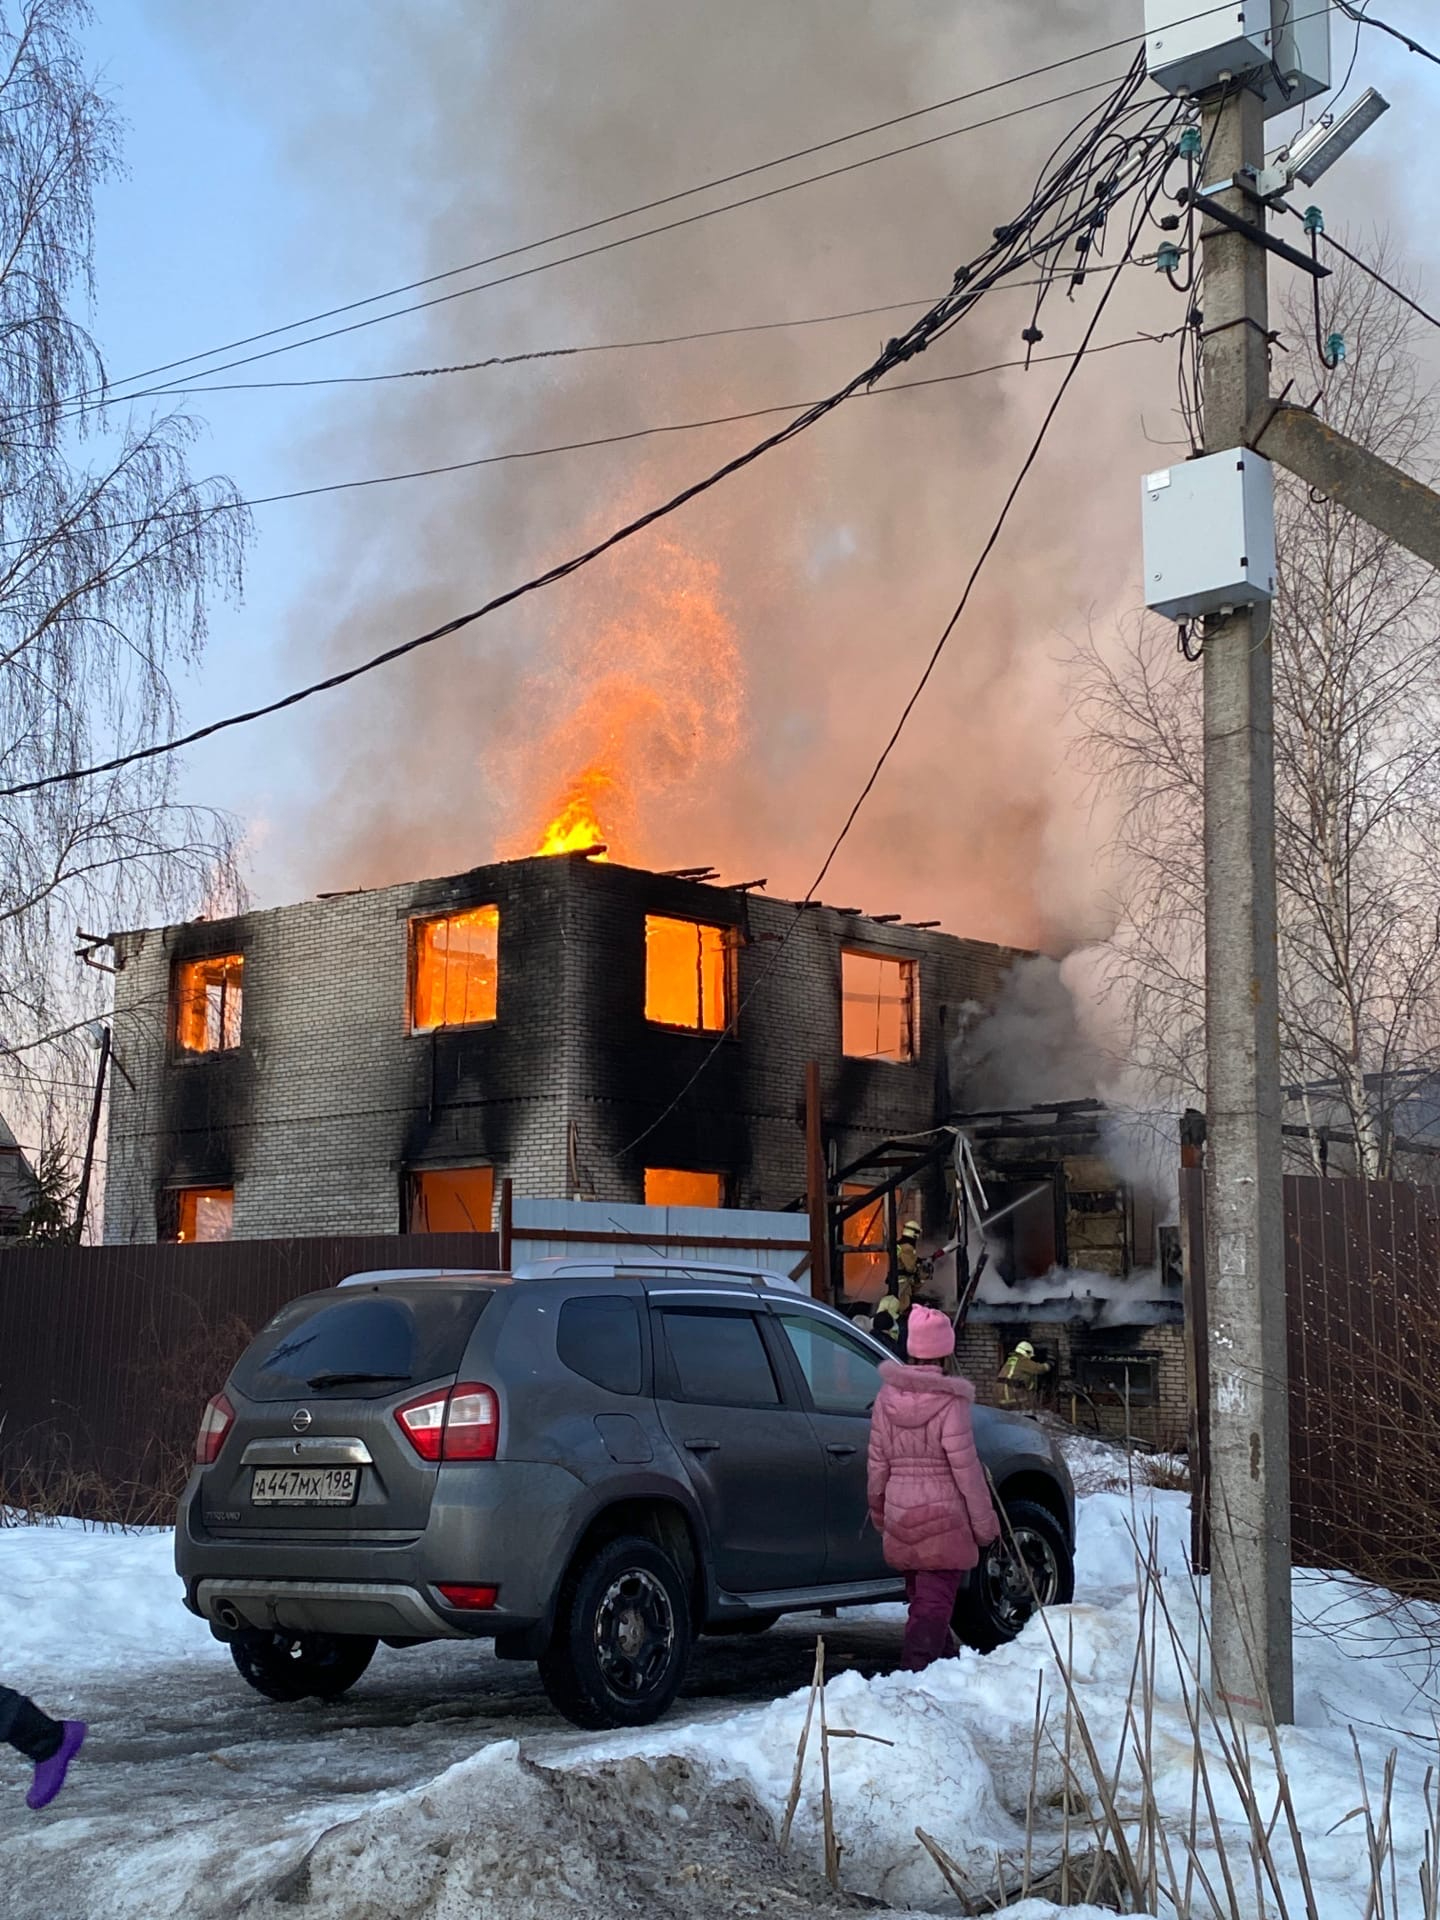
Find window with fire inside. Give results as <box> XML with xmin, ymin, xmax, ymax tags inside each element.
<box><xmin>841</xmin><ymin>950</ymin><xmax>918</xmax><ymax>1063</ymax></box>
<box><xmin>173</xmin><ymin>954</ymin><xmax>243</xmax><ymax>1055</ymax></box>
<box><xmin>411</xmin><ymin>906</ymin><xmax>499</xmax><ymax>1031</ymax></box>
<box><xmin>644</xmin><ymin>916</ymin><xmax>732</xmax><ymax>1033</ymax></box>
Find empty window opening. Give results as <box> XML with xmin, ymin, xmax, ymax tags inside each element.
<box><xmin>175</xmin><ymin>955</ymin><xmax>243</xmax><ymax>1053</ymax></box>
<box><xmin>841</xmin><ymin>951</ymin><xmax>917</xmax><ymax>1062</ymax></box>
<box><xmin>645</xmin><ymin>916</ymin><xmax>729</xmax><ymax>1031</ymax></box>
<box><xmin>408</xmin><ymin>1166</ymin><xmax>495</xmax><ymax>1233</ymax></box>
<box><xmin>171</xmin><ymin>1186</ymin><xmax>234</xmax><ymax>1243</ymax></box>
<box><xmin>412</xmin><ymin>906</ymin><xmax>499</xmax><ymax>1031</ymax></box>
<box><xmin>1075</xmin><ymin>1353</ymin><xmax>1158</xmax><ymax>1408</ymax></box>
<box><xmin>644</xmin><ymin>1168</ymin><xmax>728</xmax><ymax>1208</ymax></box>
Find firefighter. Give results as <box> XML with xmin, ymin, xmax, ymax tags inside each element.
<box><xmin>894</xmin><ymin>1219</ymin><xmax>931</xmax><ymax>1312</ymax></box>
<box><xmin>871</xmin><ymin>1292</ymin><xmax>904</xmax><ymax>1349</ymax></box>
<box><xmin>998</xmin><ymin>1339</ymin><xmax>1051</xmax><ymax>1405</ymax></box>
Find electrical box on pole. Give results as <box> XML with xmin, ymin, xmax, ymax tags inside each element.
<box><xmin>1141</xmin><ymin>450</ymin><xmax>1276</xmax><ymax>622</ymax></box>
<box><xmin>1144</xmin><ymin>0</ymin><xmax>1331</xmax><ymax>114</ymax></box>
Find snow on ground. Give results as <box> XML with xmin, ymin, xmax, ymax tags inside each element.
<box><xmin>0</xmin><ymin>1518</ymin><xmax>215</xmax><ymax>1678</ymax></box>
<box><xmin>3</xmin><ymin>1492</ymin><xmax>1440</xmax><ymax>1919</ymax></box>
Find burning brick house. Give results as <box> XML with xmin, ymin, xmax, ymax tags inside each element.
<box><xmin>101</xmin><ymin>851</ymin><xmax>1022</xmax><ymax>1246</ymax></box>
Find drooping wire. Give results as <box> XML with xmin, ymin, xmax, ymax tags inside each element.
<box><xmin>70</xmin><ymin>69</ymin><xmax>1137</xmax><ymax>417</ymax></box>
<box><xmin>1333</xmin><ymin>0</ymin><xmax>1440</xmax><ymax>69</ymax></box>
<box><xmin>74</xmin><ymin>6</ymin><xmax>1245</xmax><ymax>410</ymax></box>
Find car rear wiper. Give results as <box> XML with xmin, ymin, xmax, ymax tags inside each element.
<box><xmin>304</xmin><ymin>1370</ymin><xmax>411</xmax><ymax>1389</ymax></box>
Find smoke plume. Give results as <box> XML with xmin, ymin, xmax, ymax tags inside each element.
<box><xmin>181</xmin><ymin>0</ymin><xmax>1185</xmax><ymax>948</ymax></box>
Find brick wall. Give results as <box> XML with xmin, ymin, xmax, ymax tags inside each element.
<box><xmin>105</xmin><ymin>855</ymin><xmax>1019</xmax><ymax>1244</ymax></box>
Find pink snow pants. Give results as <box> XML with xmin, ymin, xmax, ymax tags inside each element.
<box><xmin>902</xmin><ymin>1569</ymin><xmax>964</xmax><ymax>1671</ymax></box>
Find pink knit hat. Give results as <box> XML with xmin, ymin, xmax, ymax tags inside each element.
<box><xmin>906</xmin><ymin>1305</ymin><xmax>955</xmax><ymax>1361</ymax></box>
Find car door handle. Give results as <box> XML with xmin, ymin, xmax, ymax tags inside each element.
<box><xmin>825</xmin><ymin>1442</ymin><xmax>858</xmax><ymax>1458</ymax></box>
<box><xmin>684</xmin><ymin>1439</ymin><xmax>721</xmax><ymax>1454</ymax></box>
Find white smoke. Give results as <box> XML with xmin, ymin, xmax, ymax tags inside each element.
<box><xmin>975</xmin><ymin>1262</ymin><xmax>1174</xmax><ymax>1326</ymax></box>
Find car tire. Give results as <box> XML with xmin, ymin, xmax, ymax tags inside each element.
<box><xmin>952</xmin><ymin>1497</ymin><xmax>1074</xmax><ymax>1655</ymax></box>
<box><xmin>539</xmin><ymin>1534</ymin><xmax>692</xmax><ymax>1730</ymax></box>
<box><xmin>229</xmin><ymin>1628</ymin><xmax>378</xmax><ymax>1702</ymax></box>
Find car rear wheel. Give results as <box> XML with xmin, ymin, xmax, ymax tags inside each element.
<box><xmin>539</xmin><ymin>1535</ymin><xmax>692</xmax><ymax>1730</ymax></box>
<box><xmin>952</xmin><ymin>1497</ymin><xmax>1074</xmax><ymax>1654</ymax></box>
<box><xmin>229</xmin><ymin>1628</ymin><xmax>378</xmax><ymax>1702</ymax></box>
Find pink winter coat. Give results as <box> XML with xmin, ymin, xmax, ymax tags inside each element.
<box><xmin>867</xmin><ymin>1362</ymin><xmax>1001</xmax><ymax>1573</ymax></box>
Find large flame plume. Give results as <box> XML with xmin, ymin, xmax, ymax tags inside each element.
<box><xmin>500</xmin><ymin>534</ymin><xmax>743</xmax><ymax>866</ymax></box>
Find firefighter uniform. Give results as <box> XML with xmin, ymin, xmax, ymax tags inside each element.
<box><xmin>998</xmin><ymin>1341</ymin><xmax>1051</xmax><ymax>1405</ymax></box>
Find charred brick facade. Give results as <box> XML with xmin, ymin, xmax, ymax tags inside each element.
<box><xmin>103</xmin><ymin>854</ymin><xmax>1020</xmax><ymax>1244</ymax></box>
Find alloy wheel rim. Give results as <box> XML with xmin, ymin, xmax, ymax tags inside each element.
<box><xmin>982</xmin><ymin>1526</ymin><xmax>1060</xmax><ymax>1633</ymax></box>
<box><xmin>594</xmin><ymin>1568</ymin><xmax>675</xmax><ymax>1698</ymax></box>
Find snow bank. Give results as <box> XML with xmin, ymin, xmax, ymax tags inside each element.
<box><xmin>7</xmin><ymin>1491</ymin><xmax>1440</xmax><ymax>1920</ymax></box>
<box><xmin>589</xmin><ymin>1489</ymin><xmax>1440</xmax><ymax>1916</ymax></box>
<box><xmin>0</xmin><ymin>1519</ymin><xmax>218</xmax><ymax>1680</ymax></box>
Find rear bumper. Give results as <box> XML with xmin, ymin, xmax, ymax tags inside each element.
<box><xmin>176</xmin><ymin>1457</ymin><xmax>585</xmax><ymax>1637</ymax></box>
<box><xmin>196</xmin><ymin>1578</ymin><xmax>469</xmax><ymax>1641</ymax></box>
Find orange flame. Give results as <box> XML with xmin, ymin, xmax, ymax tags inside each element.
<box><xmin>534</xmin><ymin>765</ymin><xmax>616</xmax><ymax>858</ymax></box>
<box><xmin>500</xmin><ymin>534</ymin><xmax>743</xmax><ymax>867</ymax></box>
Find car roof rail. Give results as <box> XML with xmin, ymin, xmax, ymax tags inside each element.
<box><xmin>508</xmin><ymin>1256</ymin><xmax>804</xmax><ymax>1291</ymax></box>
<box><xmin>336</xmin><ymin>1267</ymin><xmax>509</xmax><ymax>1289</ymax></box>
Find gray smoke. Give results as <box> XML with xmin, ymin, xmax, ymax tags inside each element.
<box><xmin>167</xmin><ymin>0</ymin><xmax>1188</xmax><ymax>950</ymax></box>
<box><xmin>954</xmin><ymin>953</ymin><xmax>1113</xmax><ymax>1108</ymax></box>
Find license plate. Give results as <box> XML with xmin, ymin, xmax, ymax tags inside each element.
<box><xmin>251</xmin><ymin>1466</ymin><xmax>359</xmax><ymax>1508</ymax></box>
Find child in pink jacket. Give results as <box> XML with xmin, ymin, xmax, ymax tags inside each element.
<box><xmin>867</xmin><ymin>1305</ymin><xmax>1000</xmax><ymax>1671</ymax></box>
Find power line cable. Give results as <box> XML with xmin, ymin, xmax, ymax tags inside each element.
<box><xmin>1333</xmin><ymin>0</ymin><xmax>1440</xmax><ymax>67</ymax></box>
<box><xmin>0</xmin><ymin>54</ymin><xmax>1177</xmax><ymax>803</ymax></box>
<box><xmin>95</xmin><ymin>74</ymin><xmax>1134</xmax><ymax>406</ymax></box>
<box><xmin>86</xmin><ymin>11</ymin><xmax>1239</xmax><ymax>402</ymax></box>
<box><xmin>77</xmin><ymin>272</ymin><xmax>1152</xmax><ymax>406</ymax></box>
<box><xmin>616</xmin><ymin>148</ymin><xmax>1163</xmax><ymax>1160</ymax></box>
<box><xmin>1315</xmin><ymin>228</ymin><xmax>1440</xmax><ymax>334</ymax></box>
<box><xmin>5</xmin><ymin>320</ymin><xmax>1167</xmax><ymax>548</ymax></box>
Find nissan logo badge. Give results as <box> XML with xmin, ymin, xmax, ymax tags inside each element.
<box><xmin>292</xmin><ymin>1408</ymin><xmax>313</xmax><ymax>1433</ymax></box>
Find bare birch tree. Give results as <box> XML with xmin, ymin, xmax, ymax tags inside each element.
<box><xmin>0</xmin><ymin>0</ymin><xmax>248</xmax><ymax>1192</ymax></box>
<box><xmin>1076</xmin><ymin>253</ymin><xmax>1440</xmax><ymax>1177</ymax></box>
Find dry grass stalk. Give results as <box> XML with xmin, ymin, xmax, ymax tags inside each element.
<box><xmin>779</xmin><ymin>1639</ymin><xmax>824</xmax><ymax>1851</ymax></box>
<box><xmin>915</xmin><ymin>1826</ymin><xmax>976</xmax><ymax>1914</ymax></box>
<box><xmin>818</xmin><ymin>1647</ymin><xmax>840</xmax><ymax>1890</ymax></box>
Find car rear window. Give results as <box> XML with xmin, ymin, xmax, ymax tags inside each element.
<box><xmin>233</xmin><ymin>1287</ymin><xmax>493</xmax><ymax>1401</ymax></box>
<box><xmin>557</xmin><ymin>1296</ymin><xmax>643</xmax><ymax>1396</ymax></box>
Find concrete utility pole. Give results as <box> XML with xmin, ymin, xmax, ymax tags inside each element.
<box><xmin>1197</xmin><ymin>88</ymin><xmax>1294</xmax><ymax>1723</ymax></box>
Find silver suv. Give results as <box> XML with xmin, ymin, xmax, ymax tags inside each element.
<box><xmin>177</xmin><ymin>1262</ymin><xmax>1075</xmax><ymax>1729</ymax></box>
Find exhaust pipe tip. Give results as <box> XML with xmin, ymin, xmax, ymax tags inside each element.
<box><xmin>215</xmin><ymin>1602</ymin><xmax>243</xmax><ymax>1634</ymax></box>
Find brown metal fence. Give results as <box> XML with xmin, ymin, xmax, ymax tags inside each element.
<box><xmin>1183</xmin><ymin>1170</ymin><xmax>1440</xmax><ymax>1586</ymax></box>
<box><xmin>0</xmin><ymin>1233</ymin><xmax>498</xmax><ymax>1501</ymax></box>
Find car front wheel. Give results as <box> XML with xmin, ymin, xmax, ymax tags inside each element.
<box><xmin>539</xmin><ymin>1535</ymin><xmax>692</xmax><ymax>1730</ymax></box>
<box><xmin>952</xmin><ymin>1497</ymin><xmax>1074</xmax><ymax>1654</ymax></box>
<box><xmin>229</xmin><ymin>1628</ymin><xmax>377</xmax><ymax>1702</ymax></box>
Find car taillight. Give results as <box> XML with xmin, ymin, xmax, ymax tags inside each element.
<box><xmin>394</xmin><ymin>1383</ymin><xmax>499</xmax><ymax>1463</ymax></box>
<box><xmin>438</xmin><ymin>1583</ymin><xmax>498</xmax><ymax>1609</ymax></box>
<box><xmin>195</xmin><ymin>1392</ymin><xmax>235</xmax><ymax>1466</ymax></box>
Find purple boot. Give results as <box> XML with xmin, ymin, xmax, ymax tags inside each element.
<box><xmin>26</xmin><ymin>1721</ymin><xmax>85</xmax><ymax>1810</ymax></box>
